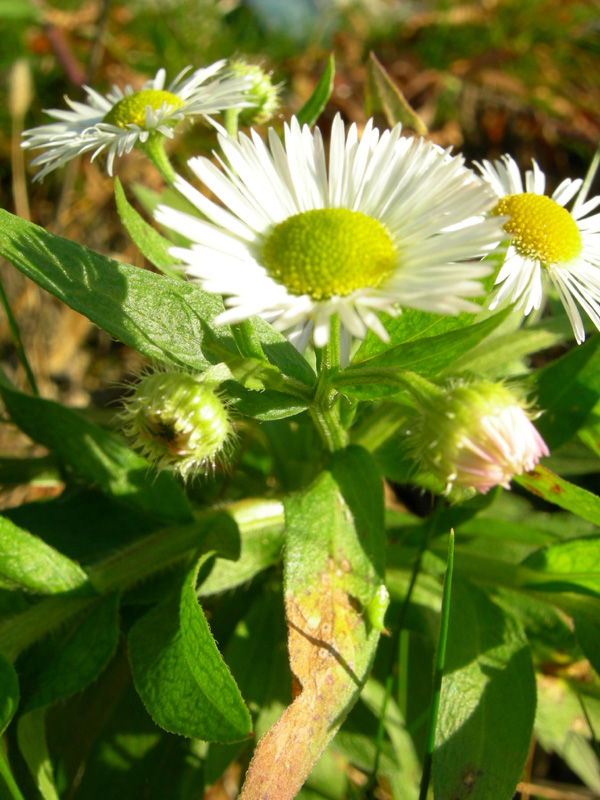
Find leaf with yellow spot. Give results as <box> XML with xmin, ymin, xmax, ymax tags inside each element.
<box><xmin>240</xmin><ymin>446</ymin><xmax>386</xmax><ymax>800</ymax></box>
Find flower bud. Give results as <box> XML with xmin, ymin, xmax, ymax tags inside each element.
<box><xmin>229</xmin><ymin>59</ymin><xmax>279</xmax><ymax>125</ymax></box>
<box><xmin>412</xmin><ymin>379</ymin><xmax>549</xmax><ymax>494</ymax></box>
<box><xmin>120</xmin><ymin>370</ymin><xmax>234</xmax><ymax>478</ymax></box>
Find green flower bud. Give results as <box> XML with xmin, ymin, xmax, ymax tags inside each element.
<box><xmin>120</xmin><ymin>370</ymin><xmax>234</xmax><ymax>478</ymax></box>
<box><xmin>411</xmin><ymin>379</ymin><xmax>549</xmax><ymax>495</ymax></box>
<box><xmin>229</xmin><ymin>60</ymin><xmax>279</xmax><ymax>125</ymax></box>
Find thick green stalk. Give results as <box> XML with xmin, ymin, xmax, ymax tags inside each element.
<box><xmin>310</xmin><ymin>316</ymin><xmax>348</xmax><ymax>451</ymax></box>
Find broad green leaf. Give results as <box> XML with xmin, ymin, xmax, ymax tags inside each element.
<box><xmin>296</xmin><ymin>55</ymin><xmax>335</xmax><ymax>127</ymax></box>
<box><xmin>226</xmin><ymin>383</ymin><xmax>308</xmax><ymax>420</ymax></box>
<box><xmin>574</xmin><ymin>615</ymin><xmax>600</xmax><ymax>676</ymax></box>
<box><xmin>241</xmin><ymin>447</ymin><xmax>386</xmax><ymax>800</ymax></box>
<box><xmin>515</xmin><ymin>466</ymin><xmax>600</xmax><ymax>527</ymax></box>
<box><xmin>17</xmin><ymin>710</ymin><xmax>60</xmax><ymax>800</ymax></box>
<box><xmin>522</xmin><ymin>538</ymin><xmax>600</xmax><ymax>597</ymax></box>
<box><xmin>337</xmin><ymin>310</ymin><xmax>511</xmax><ymax>400</ymax></box>
<box><xmin>22</xmin><ymin>593</ymin><xmax>120</xmax><ymax>712</ymax></box>
<box><xmin>532</xmin><ymin>334</ymin><xmax>600</xmax><ymax>449</ymax></box>
<box><xmin>0</xmin><ymin>655</ymin><xmax>18</xmax><ymax>734</ymax></box>
<box><xmin>129</xmin><ymin>554</ymin><xmax>251</xmax><ymax>742</ymax></box>
<box><xmin>114</xmin><ymin>178</ymin><xmax>182</xmax><ymax>278</ymax></box>
<box><xmin>247</xmin><ymin>315</ymin><xmax>316</xmax><ymax>387</ymax></box>
<box><xmin>365</xmin><ymin>51</ymin><xmax>427</xmax><ymax>133</ymax></box>
<box><xmin>0</xmin><ymin>515</ymin><xmax>88</xmax><ymax>594</ymax></box>
<box><xmin>434</xmin><ymin>580</ymin><xmax>536</xmax><ymax>800</ymax></box>
<box><xmin>0</xmin><ymin>372</ymin><xmax>192</xmax><ymax>523</ymax></box>
<box><xmin>0</xmin><ymin>208</ymin><xmax>232</xmax><ymax>371</ymax></box>
<box><xmin>0</xmin><ymin>455</ymin><xmax>61</xmax><ymax>489</ymax></box>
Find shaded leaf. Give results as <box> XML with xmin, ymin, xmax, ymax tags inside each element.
<box><xmin>522</xmin><ymin>538</ymin><xmax>600</xmax><ymax>597</ymax></box>
<box><xmin>0</xmin><ymin>655</ymin><xmax>18</xmax><ymax>735</ymax></box>
<box><xmin>434</xmin><ymin>580</ymin><xmax>535</xmax><ymax>800</ymax></box>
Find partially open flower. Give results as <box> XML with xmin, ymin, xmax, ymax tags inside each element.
<box><xmin>411</xmin><ymin>379</ymin><xmax>549</xmax><ymax>494</ymax></box>
<box><xmin>120</xmin><ymin>370</ymin><xmax>234</xmax><ymax>478</ymax></box>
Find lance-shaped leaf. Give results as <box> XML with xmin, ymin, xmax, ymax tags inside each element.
<box><xmin>240</xmin><ymin>446</ymin><xmax>386</xmax><ymax>800</ymax></box>
<box><xmin>365</xmin><ymin>52</ymin><xmax>427</xmax><ymax>134</ymax></box>
<box><xmin>129</xmin><ymin>524</ymin><xmax>251</xmax><ymax>742</ymax></box>
<box><xmin>296</xmin><ymin>54</ymin><xmax>335</xmax><ymax>127</ymax></box>
<box><xmin>0</xmin><ymin>371</ymin><xmax>192</xmax><ymax>523</ymax></box>
<box><xmin>515</xmin><ymin>466</ymin><xmax>600</xmax><ymax>527</ymax></box>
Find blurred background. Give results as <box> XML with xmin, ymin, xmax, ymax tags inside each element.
<box><xmin>1</xmin><ymin>2</ymin><xmax>600</xmax><ymax>795</ymax></box>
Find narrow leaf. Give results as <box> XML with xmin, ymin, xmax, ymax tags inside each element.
<box><xmin>17</xmin><ymin>710</ymin><xmax>60</xmax><ymax>800</ymax></box>
<box><xmin>0</xmin><ymin>515</ymin><xmax>88</xmax><ymax>594</ymax></box>
<box><xmin>515</xmin><ymin>466</ymin><xmax>600</xmax><ymax>527</ymax></box>
<box><xmin>0</xmin><ymin>372</ymin><xmax>192</xmax><ymax>523</ymax></box>
<box><xmin>434</xmin><ymin>580</ymin><xmax>536</xmax><ymax>800</ymax></box>
<box><xmin>574</xmin><ymin>615</ymin><xmax>600</xmax><ymax>676</ymax></box>
<box><xmin>296</xmin><ymin>55</ymin><xmax>335</xmax><ymax>127</ymax></box>
<box><xmin>366</xmin><ymin>52</ymin><xmax>427</xmax><ymax>134</ymax></box>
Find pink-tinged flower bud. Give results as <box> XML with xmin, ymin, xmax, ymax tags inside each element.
<box><xmin>120</xmin><ymin>370</ymin><xmax>234</xmax><ymax>478</ymax></box>
<box><xmin>412</xmin><ymin>380</ymin><xmax>549</xmax><ymax>494</ymax></box>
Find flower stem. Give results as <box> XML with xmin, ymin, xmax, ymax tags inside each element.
<box><xmin>142</xmin><ymin>133</ymin><xmax>176</xmax><ymax>184</ymax></box>
<box><xmin>224</xmin><ymin>107</ymin><xmax>240</xmax><ymax>137</ymax></box>
<box><xmin>0</xmin><ymin>747</ymin><xmax>26</xmax><ymax>800</ymax></box>
<box><xmin>311</xmin><ymin>316</ymin><xmax>348</xmax><ymax>452</ymax></box>
<box><xmin>0</xmin><ymin>273</ymin><xmax>38</xmax><ymax>396</ymax></box>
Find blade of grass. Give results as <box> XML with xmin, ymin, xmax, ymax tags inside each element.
<box><xmin>418</xmin><ymin>529</ymin><xmax>455</xmax><ymax>800</ymax></box>
<box><xmin>0</xmin><ymin>273</ymin><xmax>38</xmax><ymax>395</ymax></box>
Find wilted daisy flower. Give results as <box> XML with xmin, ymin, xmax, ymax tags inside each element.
<box><xmin>155</xmin><ymin>115</ymin><xmax>504</xmax><ymax>348</ymax></box>
<box><xmin>120</xmin><ymin>370</ymin><xmax>235</xmax><ymax>478</ymax></box>
<box><xmin>411</xmin><ymin>379</ymin><xmax>549</xmax><ymax>494</ymax></box>
<box><xmin>477</xmin><ymin>155</ymin><xmax>600</xmax><ymax>343</ymax></box>
<box><xmin>22</xmin><ymin>61</ymin><xmax>252</xmax><ymax>180</ymax></box>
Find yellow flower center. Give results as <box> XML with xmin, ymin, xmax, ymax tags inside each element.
<box><xmin>103</xmin><ymin>89</ymin><xmax>183</xmax><ymax>129</ymax></box>
<box><xmin>262</xmin><ymin>208</ymin><xmax>397</xmax><ymax>300</ymax></box>
<box><xmin>492</xmin><ymin>193</ymin><xmax>582</xmax><ymax>265</ymax></box>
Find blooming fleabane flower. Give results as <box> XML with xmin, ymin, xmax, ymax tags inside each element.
<box><xmin>155</xmin><ymin>115</ymin><xmax>505</xmax><ymax>348</ymax></box>
<box><xmin>21</xmin><ymin>61</ymin><xmax>252</xmax><ymax>180</ymax></box>
<box><xmin>476</xmin><ymin>154</ymin><xmax>600</xmax><ymax>344</ymax></box>
<box><xmin>411</xmin><ymin>379</ymin><xmax>549</xmax><ymax>495</ymax></box>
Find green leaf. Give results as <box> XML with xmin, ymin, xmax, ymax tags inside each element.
<box><xmin>22</xmin><ymin>593</ymin><xmax>120</xmax><ymax>712</ymax></box>
<box><xmin>17</xmin><ymin>710</ymin><xmax>60</xmax><ymax>800</ymax></box>
<box><xmin>0</xmin><ymin>515</ymin><xmax>88</xmax><ymax>594</ymax></box>
<box><xmin>365</xmin><ymin>51</ymin><xmax>427</xmax><ymax>134</ymax></box>
<box><xmin>198</xmin><ymin>499</ymin><xmax>285</xmax><ymax>597</ymax></box>
<box><xmin>515</xmin><ymin>466</ymin><xmax>600</xmax><ymax>527</ymax></box>
<box><xmin>296</xmin><ymin>55</ymin><xmax>335</xmax><ymax>127</ymax></box>
<box><xmin>434</xmin><ymin>580</ymin><xmax>536</xmax><ymax>800</ymax></box>
<box><xmin>226</xmin><ymin>383</ymin><xmax>308</xmax><ymax>420</ymax></box>
<box><xmin>129</xmin><ymin>556</ymin><xmax>251</xmax><ymax>742</ymax></box>
<box><xmin>337</xmin><ymin>310</ymin><xmax>511</xmax><ymax>400</ymax></box>
<box><xmin>0</xmin><ymin>208</ymin><xmax>232</xmax><ymax>370</ymax></box>
<box><xmin>522</xmin><ymin>538</ymin><xmax>600</xmax><ymax>597</ymax></box>
<box><xmin>574</xmin><ymin>615</ymin><xmax>600</xmax><ymax>676</ymax></box>
<box><xmin>114</xmin><ymin>178</ymin><xmax>182</xmax><ymax>278</ymax></box>
<box><xmin>0</xmin><ymin>655</ymin><xmax>18</xmax><ymax>735</ymax></box>
<box><xmin>0</xmin><ymin>209</ymin><xmax>316</xmax><ymax>388</ymax></box>
<box><xmin>0</xmin><ymin>372</ymin><xmax>192</xmax><ymax>523</ymax></box>
<box><xmin>532</xmin><ymin>335</ymin><xmax>600</xmax><ymax>449</ymax></box>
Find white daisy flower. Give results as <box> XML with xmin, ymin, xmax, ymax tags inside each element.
<box><xmin>155</xmin><ymin>115</ymin><xmax>505</xmax><ymax>348</ymax></box>
<box><xmin>476</xmin><ymin>154</ymin><xmax>600</xmax><ymax>343</ymax></box>
<box><xmin>22</xmin><ymin>61</ymin><xmax>252</xmax><ymax>180</ymax></box>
